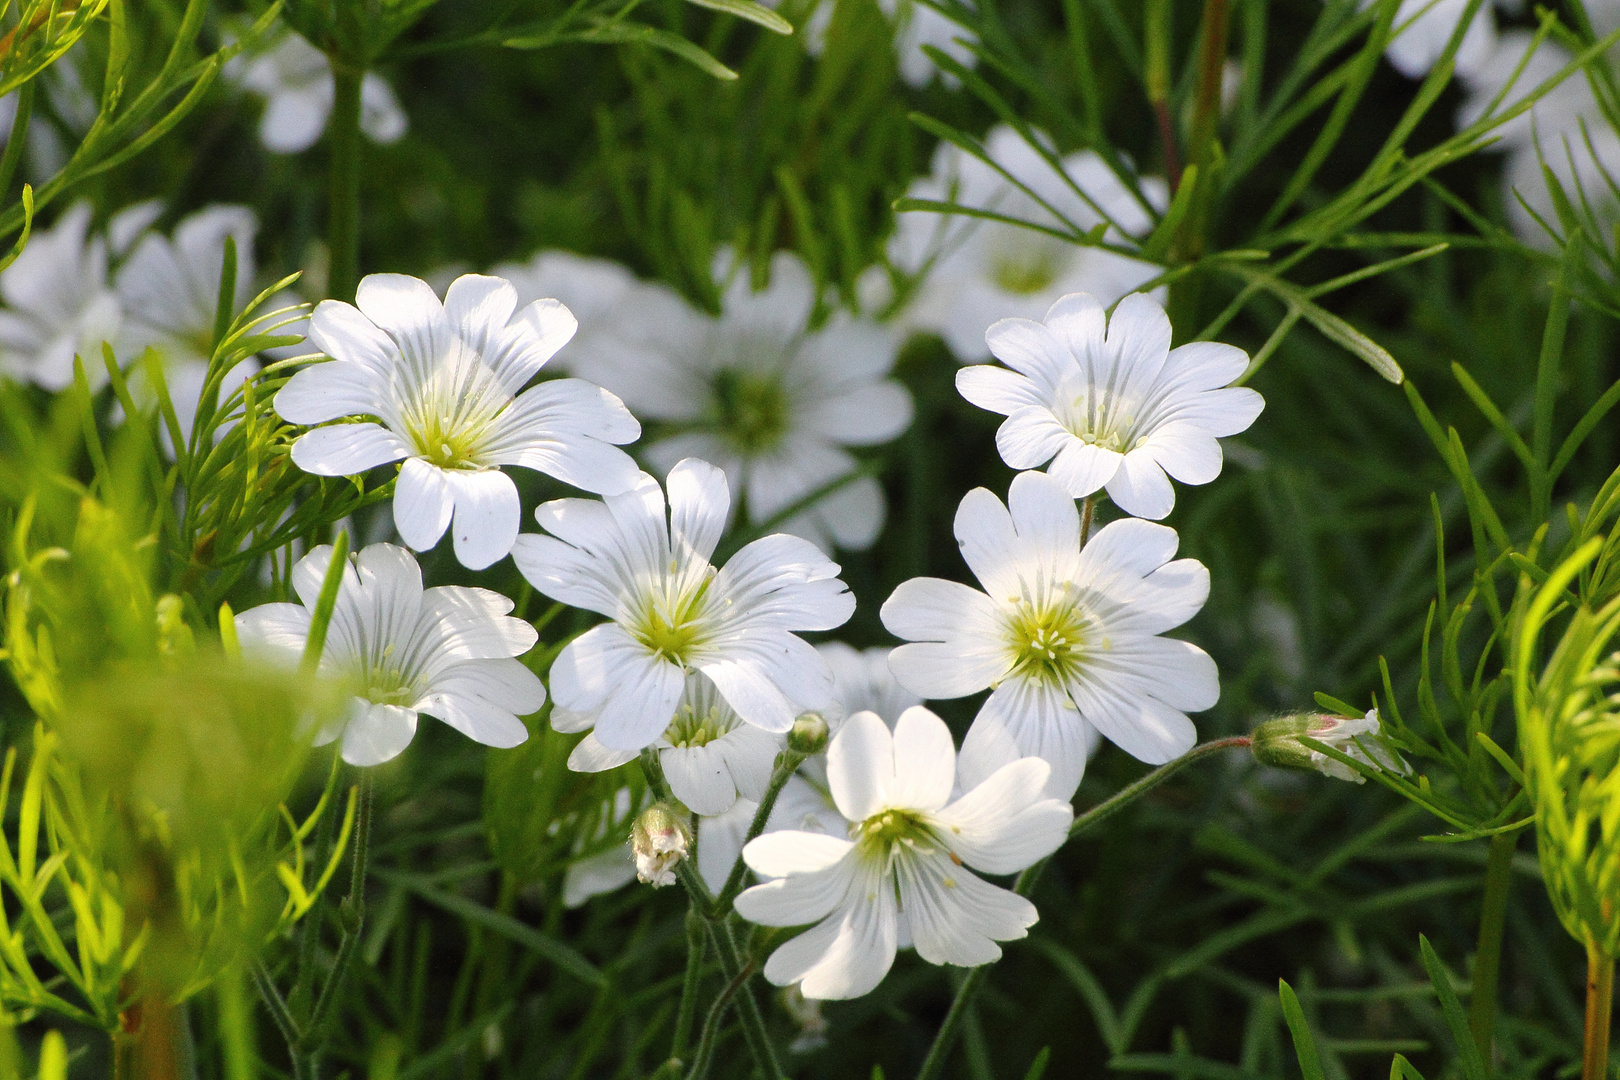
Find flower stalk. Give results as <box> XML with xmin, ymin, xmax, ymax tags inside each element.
<box><xmin>1586</xmin><ymin>943</ymin><xmax>1614</xmax><ymax>1080</ymax></box>
<box><xmin>711</xmin><ymin>742</ymin><xmax>810</xmax><ymax>916</ymax></box>
<box><xmin>325</xmin><ymin>59</ymin><xmax>364</xmax><ymax>301</ymax></box>
<box><xmin>912</xmin><ymin>736</ymin><xmax>1251</xmax><ymax>1080</ymax></box>
<box><xmin>1467</xmin><ymin>830</ymin><xmax>1516</xmax><ymax>1061</ymax></box>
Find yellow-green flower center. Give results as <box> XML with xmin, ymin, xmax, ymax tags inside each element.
<box><xmin>990</xmin><ymin>248</ymin><xmax>1063</xmax><ymax>295</ymax></box>
<box><xmin>664</xmin><ymin>703</ymin><xmax>732</xmax><ymax>748</ymax></box>
<box><xmin>711</xmin><ymin>368</ymin><xmax>789</xmax><ymax>454</ymax></box>
<box><xmin>631</xmin><ymin>577</ymin><xmax>715</xmax><ymax>667</ymax></box>
<box><xmin>1005</xmin><ymin>596</ymin><xmax>1088</xmax><ymax>685</ymax></box>
<box><xmin>854</xmin><ymin>807</ymin><xmax>938</xmax><ymax>861</ymax></box>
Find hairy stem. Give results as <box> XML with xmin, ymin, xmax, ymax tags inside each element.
<box><xmin>1467</xmin><ymin>830</ymin><xmax>1516</xmax><ymax>1061</ymax></box>
<box><xmin>685</xmin><ymin>947</ymin><xmax>753</xmax><ymax>1080</ymax></box>
<box><xmin>1584</xmin><ymin>943</ymin><xmax>1613</xmax><ymax>1080</ymax></box>
<box><xmin>672</xmin><ymin>905</ymin><xmax>709</xmax><ymax>1063</ymax></box>
<box><xmin>713</xmin><ymin>748</ymin><xmax>806</xmax><ymax>916</ymax></box>
<box><xmin>325</xmin><ymin>60</ymin><xmax>364</xmax><ymax>301</ymax></box>
<box><xmin>708</xmin><ymin>921</ymin><xmax>784</xmax><ymax>1079</ymax></box>
<box><xmin>913</xmin><ymin>736</ymin><xmax>1251</xmax><ymax>1080</ymax></box>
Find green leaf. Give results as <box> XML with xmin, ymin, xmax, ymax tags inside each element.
<box><xmin>1278</xmin><ymin>980</ymin><xmax>1326</xmax><ymax>1080</ymax></box>
<box><xmin>682</xmin><ymin>0</ymin><xmax>792</xmax><ymax>34</ymax></box>
<box><xmin>1417</xmin><ymin>935</ymin><xmax>1487</xmax><ymax>1080</ymax></box>
<box><xmin>515</xmin><ymin>21</ymin><xmax>739</xmax><ymax>80</ymax></box>
<box><xmin>1021</xmin><ymin>1047</ymin><xmax>1051</xmax><ymax>1080</ymax></box>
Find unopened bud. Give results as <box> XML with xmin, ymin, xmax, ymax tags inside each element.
<box><xmin>630</xmin><ymin>802</ymin><xmax>691</xmax><ymax>886</ymax></box>
<box><xmin>788</xmin><ymin>712</ymin><xmax>829</xmax><ymax>756</ymax></box>
<box><xmin>1250</xmin><ymin>708</ymin><xmax>1408</xmax><ymax>784</ymax></box>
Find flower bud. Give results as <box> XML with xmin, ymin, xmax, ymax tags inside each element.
<box><xmin>1250</xmin><ymin>708</ymin><xmax>1408</xmax><ymax>784</ymax></box>
<box><xmin>630</xmin><ymin>802</ymin><xmax>691</xmax><ymax>887</ymax></box>
<box><xmin>788</xmin><ymin>712</ymin><xmax>829</xmax><ymax>756</ymax></box>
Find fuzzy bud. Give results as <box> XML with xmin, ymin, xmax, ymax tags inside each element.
<box><xmin>788</xmin><ymin>712</ymin><xmax>829</xmax><ymax>756</ymax></box>
<box><xmin>630</xmin><ymin>802</ymin><xmax>691</xmax><ymax>887</ymax></box>
<box><xmin>1250</xmin><ymin>709</ymin><xmax>1408</xmax><ymax>784</ymax></box>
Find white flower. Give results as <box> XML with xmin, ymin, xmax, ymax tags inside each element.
<box><xmin>568</xmin><ymin>671</ymin><xmax>786</xmax><ymax>816</ymax></box>
<box><xmin>890</xmin><ymin>125</ymin><xmax>1168</xmax><ymax>364</ymax></box>
<box><xmin>796</xmin><ymin>0</ymin><xmax>979</xmax><ymax>87</ymax></box>
<box><xmin>958</xmin><ymin>291</ymin><xmax>1263</xmax><ymax>520</ymax></box>
<box><xmin>231</xmin><ymin>26</ymin><xmax>407</xmax><ymax>154</ymax></box>
<box><xmin>734</xmin><ymin>708</ymin><xmax>1072</xmax><ymax>1000</ymax></box>
<box><xmin>234</xmin><ymin>542</ymin><xmax>545</xmax><ymax>766</ymax></box>
<box><xmin>881</xmin><ymin>470</ymin><xmax>1218</xmax><ymax>798</ymax></box>
<box><xmin>116</xmin><ymin>205</ymin><xmax>262</xmax><ymax>442</ymax></box>
<box><xmin>511</xmin><ymin>457</ymin><xmax>856</xmax><ymax>751</ymax></box>
<box><xmin>275</xmin><ymin>272</ymin><xmax>643</xmax><ymax>570</ymax></box>
<box><xmin>0</xmin><ymin>203</ymin><xmax>121</xmax><ymax>391</ymax></box>
<box><xmin>564</xmin><ymin>252</ymin><xmax>912</xmax><ymax>552</ymax></box>
<box><xmin>1370</xmin><ymin>0</ymin><xmax>1497</xmax><ymax>80</ymax></box>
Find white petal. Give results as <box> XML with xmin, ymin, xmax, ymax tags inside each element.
<box><xmin>394</xmin><ymin>458</ymin><xmax>454</xmax><ymax>552</ymax></box>
<box><xmin>995</xmin><ymin>410</ymin><xmax>1071</xmax><ymax>471</ymax></box>
<box><xmin>716</xmin><ymin>534</ymin><xmax>854</xmax><ymax>633</ymax></box>
<box><xmin>1046</xmin><ymin>438</ymin><xmax>1123</xmax><ymax>499</ymax></box>
<box><xmin>937</xmin><ymin>758</ymin><xmax>1073</xmax><ymax>874</ymax></box>
<box><xmin>1087</xmin><ymin>635</ymin><xmax>1220</xmax><ymax>713</ymax></box>
<box><xmin>983</xmin><ymin>317</ymin><xmax>1071</xmax><ymax>392</ymax></box>
<box><xmin>444</xmin><ymin>468</ymin><xmax>521</xmax><ymax>570</ymax></box>
<box><xmin>956</xmin><ymin>365</ymin><xmax>1043</xmax><ymax>416</ymax></box>
<box><xmin>741</xmin><ymin>830</ymin><xmax>855</xmax><ymax>879</ymax></box>
<box><xmin>290</xmin><ymin>423</ymin><xmax>410</xmax><ymax>476</ymax></box>
<box><xmin>308</xmin><ymin>299</ymin><xmax>399</xmax><ymax>373</ymax></box>
<box><xmin>736</xmin><ymin>857</ymin><xmax>855</xmax><ymax>930</ymax></box>
<box><xmin>273</xmin><ymin>360</ymin><xmax>379</xmax><ymax>424</ymax></box>
<box><xmin>354</xmin><ymin>273</ymin><xmax>448</xmax><ymax>362</ymax></box>
<box><xmin>1104</xmin><ymin>447</ymin><xmax>1175</xmax><ymax>520</ymax></box>
<box><xmin>799</xmin><ymin>381</ymin><xmax>914</xmax><ymax>446</ymax></box>
<box><xmin>567</xmin><ymin>733</ymin><xmax>640</xmax><ymax>773</ymax></box>
<box><xmin>966</xmin><ymin>677</ymin><xmax>1092</xmax><ymax>800</ymax></box>
<box><xmin>794</xmin><ymin>879</ymin><xmax>899</xmax><ymax>1000</ymax></box>
<box><xmin>828</xmin><ymin>712</ymin><xmax>894</xmax><ymax>822</ymax></box>
<box><xmin>667</xmin><ymin>457</ymin><xmax>730</xmax><ymax>565</ymax></box>
<box><xmin>234</xmin><ymin>603</ymin><xmax>311</xmax><ymax>667</ymax></box>
<box><xmin>1040</xmin><ymin>291</ymin><xmax>1107</xmax><ymax>362</ymax></box>
<box><xmin>552</xmin><ymin>625</ymin><xmax>686</xmax><ymax>751</ymax></box>
<box><xmin>899</xmin><ymin>856</ymin><xmax>1037</xmax><ymax>967</ymax></box>
<box><xmin>443</xmin><ymin>274</ymin><xmax>518</xmax><ymax>357</ymax></box>
<box><xmin>1066</xmin><ymin>672</ymin><xmax>1197</xmax><ymax>765</ymax></box>
<box><xmin>887</xmin><ymin>706</ymin><xmax>956</xmax><ymax>812</ymax></box>
<box><xmin>416</xmin><ymin>686</ymin><xmax>530</xmax><ymax>748</ymax></box>
<box><xmin>1007</xmin><ymin>469</ymin><xmax>1082</xmax><ymax>554</ymax></box>
<box><xmin>341</xmin><ymin>703</ymin><xmax>418</xmax><ymax>766</ymax></box>
<box><xmin>260</xmin><ymin>85</ymin><xmax>331</xmax><ymax>153</ymax></box>
<box><xmin>663</xmin><ymin>743</ymin><xmax>743</xmax><ymax>816</ymax></box>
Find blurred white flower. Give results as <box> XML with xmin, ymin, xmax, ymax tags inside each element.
<box><xmin>797</xmin><ymin>0</ymin><xmax>979</xmax><ymax>88</ymax></box>
<box><xmin>565</xmin><ymin>251</ymin><xmax>912</xmax><ymax>552</ymax></box>
<box><xmin>275</xmin><ymin>272</ymin><xmax>642</xmax><ymax>570</ymax></box>
<box><xmin>818</xmin><ymin>642</ymin><xmax>920</xmax><ymax>727</ymax></box>
<box><xmin>116</xmin><ymin>204</ymin><xmax>260</xmax><ymax>442</ymax></box>
<box><xmin>512</xmin><ymin>457</ymin><xmax>856</xmax><ymax>751</ymax></box>
<box><xmin>568</xmin><ymin>671</ymin><xmax>786</xmax><ymax>816</ymax></box>
<box><xmin>957</xmin><ymin>291</ymin><xmax>1264</xmax><ymax>520</ymax></box>
<box><xmin>488</xmin><ymin>249</ymin><xmax>641</xmax><ymax>363</ymax></box>
<box><xmin>891</xmin><ymin>125</ymin><xmax>1168</xmax><ymax>363</ymax></box>
<box><xmin>1454</xmin><ymin>26</ymin><xmax>1620</xmax><ymax>249</ymax></box>
<box><xmin>231</xmin><ymin>26</ymin><xmax>407</xmax><ymax>154</ymax></box>
<box><xmin>234</xmin><ymin>542</ymin><xmax>545</xmax><ymax>766</ymax></box>
<box><xmin>881</xmin><ymin>471</ymin><xmax>1218</xmax><ymax>798</ymax></box>
<box><xmin>562</xmin><ymin>787</ymin><xmax>640</xmax><ymax>907</ymax></box>
<box><xmin>734</xmin><ymin>708</ymin><xmax>1071</xmax><ymax>1000</ymax></box>
<box><xmin>0</xmin><ymin>203</ymin><xmax>121</xmax><ymax>390</ymax></box>
<box><xmin>1370</xmin><ymin>0</ymin><xmax>1496</xmax><ymax>80</ymax></box>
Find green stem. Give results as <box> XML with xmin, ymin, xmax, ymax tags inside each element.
<box><xmin>325</xmin><ymin>60</ymin><xmax>364</xmax><ymax>301</ymax></box>
<box><xmin>913</xmin><ymin>736</ymin><xmax>1251</xmax><ymax>1080</ymax></box>
<box><xmin>298</xmin><ymin>773</ymin><xmax>374</xmax><ymax>1077</ymax></box>
<box><xmin>1467</xmin><ymin>830</ymin><xmax>1516</xmax><ymax>1061</ymax></box>
<box><xmin>684</xmin><ymin>945</ymin><xmax>751</xmax><ymax>1080</ymax></box>
<box><xmin>672</xmin><ymin>904</ymin><xmax>708</xmax><ymax>1063</ymax></box>
<box><xmin>708</xmin><ymin>921</ymin><xmax>783</xmax><ymax>1080</ymax></box>
<box><xmin>712</xmin><ymin>749</ymin><xmax>807</xmax><ymax>916</ymax></box>
<box><xmin>1585</xmin><ymin>943</ymin><xmax>1614</xmax><ymax>1080</ymax></box>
